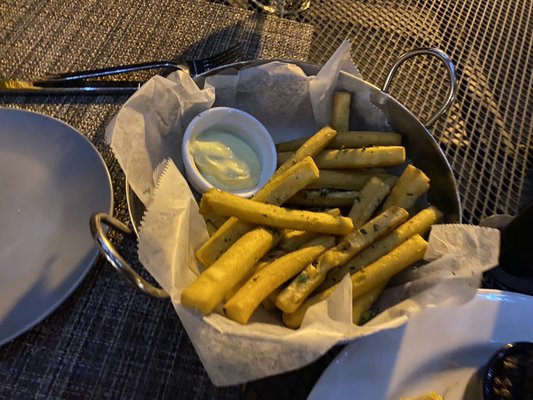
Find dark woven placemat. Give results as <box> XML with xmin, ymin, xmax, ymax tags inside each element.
<box><xmin>0</xmin><ymin>1</ymin><xmax>314</xmax><ymax>398</ymax></box>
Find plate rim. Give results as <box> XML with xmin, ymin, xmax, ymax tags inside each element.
<box><xmin>308</xmin><ymin>288</ymin><xmax>533</xmax><ymax>399</ymax></box>
<box><xmin>0</xmin><ymin>107</ymin><xmax>114</xmax><ymax>347</ymax></box>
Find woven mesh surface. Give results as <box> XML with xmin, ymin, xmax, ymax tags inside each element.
<box><xmin>223</xmin><ymin>0</ymin><xmax>533</xmax><ymax>224</ymax></box>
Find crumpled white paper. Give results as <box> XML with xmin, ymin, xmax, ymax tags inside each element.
<box><xmin>106</xmin><ymin>70</ymin><xmax>215</xmax><ymax>205</ymax></box>
<box><xmin>367</xmin><ymin>224</ymin><xmax>500</xmax><ymax>328</ymax></box>
<box><xmin>106</xmin><ymin>40</ymin><xmax>501</xmax><ymax>386</ymax></box>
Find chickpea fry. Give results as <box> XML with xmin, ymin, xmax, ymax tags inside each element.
<box><xmin>182</xmin><ymin>227</ymin><xmax>281</xmax><ymax>315</ymax></box>
<box><xmin>275</xmin><ymin>131</ymin><xmax>402</xmax><ymax>152</ymax></box>
<box><xmin>224</xmin><ymin>235</ymin><xmax>335</xmax><ymax>324</ymax></box>
<box><xmin>276</xmin><ymin>206</ymin><xmax>409</xmax><ymax>313</ymax></box>
<box><xmin>202</xmin><ymin>188</ymin><xmax>354</xmax><ymax>235</ymax></box>
<box><xmin>195</xmin><ymin>156</ymin><xmax>319</xmax><ymax>266</ymax></box>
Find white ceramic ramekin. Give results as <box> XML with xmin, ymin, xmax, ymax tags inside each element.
<box><xmin>181</xmin><ymin>107</ymin><xmax>277</xmax><ymax>197</ymax></box>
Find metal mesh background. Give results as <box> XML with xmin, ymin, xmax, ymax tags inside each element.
<box><xmin>217</xmin><ymin>0</ymin><xmax>533</xmax><ymax>224</ymax></box>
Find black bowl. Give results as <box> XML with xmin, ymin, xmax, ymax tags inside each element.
<box><xmin>471</xmin><ymin>342</ymin><xmax>533</xmax><ymax>400</ymax></box>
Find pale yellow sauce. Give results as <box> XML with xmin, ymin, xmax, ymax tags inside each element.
<box><xmin>190</xmin><ymin>130</ymin><xmax>261</xmax><ymax>191</ymax></box>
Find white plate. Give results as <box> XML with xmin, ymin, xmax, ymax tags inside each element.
<box><xmin>308</xmin><ymin>289</ymin><xmax>533</xmax><ymax>400</ymax></box>
<box><xmin>0</xmin><ymin>108</ymin><xmax>112</xmax><ymax>346</ymax></box>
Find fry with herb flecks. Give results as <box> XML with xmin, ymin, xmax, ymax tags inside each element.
<box><xmin>332</xmin><ymin>91</ymin><xmax>351</xmax><ymax>132</ymax></box>
<box><xmin>282</xmin><ymin>234</ymin><xmax>427</xmax><ymax>329</ymax></box>
<box><xmin>182</xmin><ymin>227</ymin><xmax>281</xmax><ymax>315</ymax></box>
<box><xmin>381</xmin><ymin>164</ymin><xmax>430</xmax><ymax>212</ymax></box>
<box><xmin>287</xmin><ymin>189</ymin><xmax>361</xmax><ymax>207</ymax></box>
<box><xmin>314</xmin><ymin>146</ymin><xmax>405</xmax><ymax>169</ymax></box>
<box><xmin>275</xmin><ymin>131</ymin><xmax>402</xmax><ymax>152</ymax></box>
<box><xmin>278</xmin><ymin>209</ymin><xmax>341</xmax><ymax>252</ymax></box>
<box><xmin>320</xmin><ymin>205</ymin><xmax>442</xmax><ymax>290</ymax></box>
<box><xmin>306</xmin><ymin>169</ymin><xmax>397</xmax><ymax>191</ymax></box>
<box><xmin>202</xmin><ymin>188</ymin><xmax>354</xmax><ymax>235</ymax></box>
<box><xmin>277</xmin><ymin>146</ymin><xmax>405</xmax><ymax>169</ymax></box>
<box><xmin>275</xmin><ymin>206</ymin><xmax>409</xmax><ymax>313</ymax></box>
<box><xmin>273</xmin><ymin>125</ymin><xmax>336</xmax><ymax>179</ymax></box>
<box><xmin>224</xmin><ymin>248</ymin><xmax>286</xmax><ymax>302</ymax></box>
<box><xmin>195</xmin><ymin>156</ymin><xmax>319</xmax><ymax>267</ymax></box>
<box><xmin>350</xmin><ymin>234</ymin><xmax>427</xmax><ymax>297</ymax></box>
<box><xmin>224</xmin><ymin>235</ymin><xmax>335</xmax><ymax>324</ymax></box>
<box><xmin>348</xmin><ymin>176</ymin><xmax>394</xmax><ymax>227</ymax></box>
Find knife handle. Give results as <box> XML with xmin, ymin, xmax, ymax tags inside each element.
<box><xmin>44</xmin><ymin>61</ymin><xmax>181</xmax><ymax>81</ymax></box>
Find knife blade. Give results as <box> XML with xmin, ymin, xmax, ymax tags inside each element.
<box><xmin>0</xmin><ymin>79</ymin><xmax>142</xmax><ymax>95</ymax></box>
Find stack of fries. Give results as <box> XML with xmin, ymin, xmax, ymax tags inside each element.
<box><xmin>181</xmin><ymin>91</ymin><xmax>442</xmax><ymax>328</ymax></box>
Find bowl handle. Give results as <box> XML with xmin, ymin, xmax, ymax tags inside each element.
<box><xmin>381</xmin><ymin>48</ymin><xmax>458</xmax><ymax>128</ymax></box>
<box><xmin>90</xmin><ymin>212</ymin><xmax>170</xmax><ymax>299</ymax></box>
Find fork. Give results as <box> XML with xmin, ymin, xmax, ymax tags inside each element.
<box><xmin>44</xmin><ymin>41</ymin><xmax>244</xmax><ymax>82</ymax></box>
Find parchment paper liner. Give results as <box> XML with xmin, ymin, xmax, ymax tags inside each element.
<box><xmin>106</xmin><ymin>41</ymin><xmax>500</xmax><ymax>386</ymax></box>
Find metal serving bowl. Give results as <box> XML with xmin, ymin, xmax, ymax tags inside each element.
<box><xmin>91</xmin><ymin>48</ymin><xmax>461</xmax><ymax>299</ymax></box>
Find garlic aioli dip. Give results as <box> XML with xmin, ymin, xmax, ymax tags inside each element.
<box><xmin>190</xmin><ymin>130</ymin><xmax>261</xmax><ymax>191</ymax></box>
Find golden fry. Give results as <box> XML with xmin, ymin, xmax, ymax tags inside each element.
<box><xmin>202</xmin><ymin>189</ymin><xmax>354</xmax><ymax>235</ymax></box>
<box><xmin>287</xmin><ymin>189</ymin><xmax>361</xmax><ymax>207</ymax></box>
<box><xmin>352</xmin><ymin>282</ymin><xmax>386</xmax><ymax>325</ymax></box>
<box><xmin>276</xmin><ymin>131</ymin><xmax>402</xmax><ymax>152</ymax></box>
<box><xmin>195</xmin><ymin>218</ymin><xmax>253</xmax><ymax>267</ymax></box>
<box><xmin>273</xmin><ymin>126</ymin><xmax>336</xmax><ymax>179</ymax></box>
<box><xmin>278</xmin><ymin>146</ymin><xmax>405</xmax><ymax>169</ymax></box>
<box><xmin>181</xmin><ymin>227</ymin><xmax>281</xmax><ymax>315</ymax></box>
<box><xmin>195</xmin><ymin>156</ymin><xmax>319</xmax><ymax>267</ymax></box>
<box><xmin>256</xmin><ymin>156</ymin><xmax>320</xmax><ymax>204</ymax></box>
<box><xmin>314</xmin><ymin>147</ymin><xmax>405</xmax><ymax>169</ymax></box>
<box><xmin>224</xmin><ymin>248</ymin><xmax>285</xmax><ymax>302</ymax></box>
<box><xmin>351</xmin><ymin>234</ymin><xmax>427</xmax><ymax>297</ymax></box>
<box><xmin>306</xmin><ymin>169</ymin><xmax>397</xmax><ymax>190</ymax></box>
<box><xmin>321</xmin><ymin>205</ymin><xmax>442</xmax><ymax>290</ymax></box>
<box><xmin>283</xmin><ymin>234</ymin><xmax>427</xmax><ymax>328</ymax></box>
<box><xmin>348</xmin><ymin>176</ymin><xmax>393</xmax><ymax>227</ymax></box>
<box><xmin>205</xmin><ymin>221</ymin><xmax>218</xmax><ymax>237</ymax></box>
<box><xmin>278</xmin><ymin>209</ymin><xmax>340</xmax><ymax>252</ymax></box>
<box><xmin>202</xmin><ymin>211</ymin><xmax>227</xmax><ymax>229</ymax></box>
<box><xmin>275</xmin><ymin>207</ymin><xmax>409</xmax><ymax>313</ymax></box>
<box><xmin>381</xmin><ymin>164</ymin><xmax>430</xmax><ymax>212</ymax></box>
<box><xmin>224</xmin><ymin>236</ymin><xmax>335</xmax><ymax>324</ymax></box>
<box><xmin>332</xmin><ymin>91</ymin><xmax>351</xmax><ymax>132</ymax></box>
<box><xmin>282</xmin><ymin>280</ymin><xmax>387</xmax><ymax>329</ymax></box>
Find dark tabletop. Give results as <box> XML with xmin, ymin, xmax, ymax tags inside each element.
<box><xmin>1</xmin><ymin>0</ymin><xmax>532</xmax><ymax>399</ymax></box>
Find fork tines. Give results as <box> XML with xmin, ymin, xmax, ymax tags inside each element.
<box><xmin>190</xmin><ymin>42</ymin><xmax>244</xmax><ymax>75</ymax></box>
